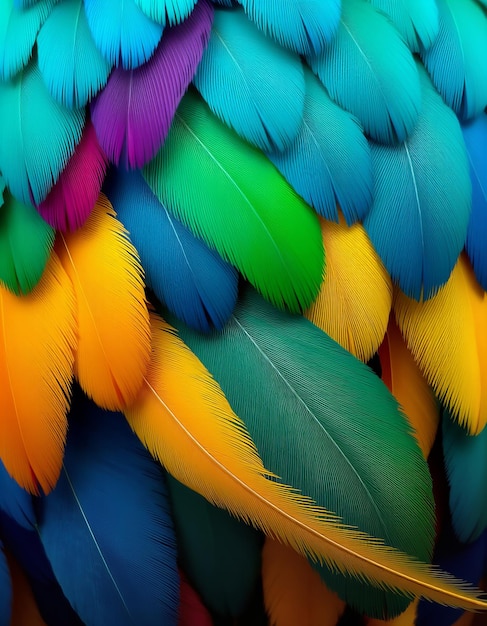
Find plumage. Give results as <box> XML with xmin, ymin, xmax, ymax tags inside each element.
<box><xmin>308</xmin><ymin>0</ymin><xmax>421</xmax><ymax>144</ymax></box>
<box><xmin>91</xmin><ymin>0</ymin><xmax>213</xmax><ymax>169</ymax></box>
<box><xmin>0</xmin><ymin>190</ymin><xmax>54</xmax><ymax>295</ymax></box>
<box><xmin>57</xmin><ymin>194</ymin><xmax>151</xmax><ymax>410</ymax></box>
<box><xmin>133</xmin><ymin>0</ymin><xmax>197</xmax><ymax>26</ymax></box>
<box><xmin>0</xmin><ymin>460</ymin><xmax>35</xmax><ymax>529</ymax></box>
<box><xmin>364</xmin><ymin>64</ymin><xmax>471</xmax><ymax>300</ymax></box>
<box><xmin>0</xmin><ymin>57</ymin><xmax>85</xmax><ymax>205</ymax></box>
<box><xmin>8</xmin><ymin>555</ymin><xmax>48</xmax><ymax>626</ymax></box>
<box><xmin>37</xmin><ymin>390</ymin><xmax>180</xmax><ymax>626</ymax></box>
<box><xmin>178</xmin><ymin>573</ymin><xmax>214</xmax><ymax>626</ymax></box>
<box><xmin>0</xmin><ymin>544</ymin><xmax>12</xmax><ymax>626</ymax></box>
<box><xmin>365</xmin><ymin>600</ymin><xmax>418</xmax><ymax>626</ymax></box>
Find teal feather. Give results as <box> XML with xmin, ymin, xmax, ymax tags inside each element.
<box><xmin>421</xmin><ymin>0</ymin><xmax>487</xmax><ymax>121</ymax></box>
<box><xmin>267</xmin><ymin>67</ymin><xmax>373</xmax><ymax>225</ymax></box>
<box><xmin>37</xmin><ymin>0</ymin><xmax>112</xmax><ymax>108</ymax></box>
<box><xmin>0</xmin><ymin>0</ymin><xmax>56</xmax><ymax>81</ymax></box>
<box><xmin>0</xmin><ymin>58</ymin><xmax>85</xmax><ymax>205</ymax></box>
<box><xmin>133</xmin><ymin>0</ymin><xmax>197</xmax><ymax>25</ymax></box>
<box><xmin>0</xmin><ymin>177</ymin><xmax>4</xmax><ymax>206</ymax></box>
<box><xmin>370</xmin><ymin>0</ymin><xmax>439</xmax><ymax>52</ymax></box>
<box><xmin>308</xmin><ymin>0</ymin><xmax>421</xmax><ymax>144</ymax></box>
<box><xmin>194</xmin><ymin>7</ymin><xmax>305</xmax><ymax>152</ymax></box>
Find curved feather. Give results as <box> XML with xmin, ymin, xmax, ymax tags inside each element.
<box><xmin>37</xmin><ymin>0</ymin><xmax>112</xmax><ymax>108</ymax></box>
<box><xmin>193</xmin><ymin>7</ymin><xmax>305</xmax><ymax>152</ymax></box>
<box><xmin>133</xmin><ymin>0</ymin><xmax>197</xmax><ymax>25</ymax></box>
<box><xmin>91</xmin><ymin>0</ymin><xmax>213</xmax><ymax>169</ymax></box>
<box><xmin>83</xmin><ymin>0</ymin><xmax>164</xmax><ymax>69</ymax></box>
<box><xmin>125</xmin><ymin>312</ymin><xmax>487</xmax><ymax>610</ymax></box>
<box><xmin>0</xmin><ymin>191</ymin><xmax>54</xmax><ymax>295</ymax></box>
<box><xmin>8</xmin><ymin>555</ymin><xmax>47</xmax><ymax>626</ymax></box>
<box><xmin>305</xmin><ymin>216</ymin><xmax>392</xmax><ymax>363</ymax></box>
<box><xmin>364</xmin><ymin>65</ymin><xmax>471</xmax><ymax>301</ymax></box>
<box><xmin>57</xmin><ymin>194</ymin><xmax>151</xmax><ymax>410</ymax></box>
<box><xmin>421</xmin><ymin>0</ymin><xmax>487</xmax><ymax>120</ymax></box>
<box><xmin>0</xmin><ymin>461</ymin><xmax>35</xmax><ymax>529</ymax></box>
<box><xmin>0</xmin><ymin>545</ymin><xmax>11</xmax><ymax>626</ymax></box>
<box><xmin>369</xmin><ymin>0</ymin><xmax>439</xmax><ymax>51</ymax></box>
<box><xmin>36</xmin><ymin>120</ymin><xmax>108</xmax><ymax>232</ymax></box>
<box><xmin>38</xmin><ymin>390</ymin><xmax>179</xmax><ymax>626</ymax></box>
<box><xmin>267</xmin><ymin>68</ymin><xmax>372</xmax><ymax>225</ymax></box>
<box><xmin>0</xmin><ymin>251</ymin><xmax>76</xmax><ymax>494</ymax></box>
<box><xmin>365</xmin><ymin>600</ymin><xmax>418</xmax><ymax>626</ymax></box>
<box><xmin>394</xmin><ymin>255</ymin><xmax>487</xmax><ymax>435</ymax></box>
<box><xmin>308</xmin><ymin>0</ymin><xmax>421</xmax><ymax>144</ymax></box>
<box><xmin>144</xmin><ymin>89</ymin><xmax>324</xmax><ymax>313</ymax></box>
<box><xmin>107</xmin><ymin>169</ymin><xmax>238</xmax><ymax>332</ymax></box>
<box><xmin>236</xmin><ymin>0</ymin><xmax>340</xmax><ymax>55</ymax></box>
<box><xmin>178</xmin><ymin>573</ymin><xmax>214</xmax><ymax>626</ymax></box>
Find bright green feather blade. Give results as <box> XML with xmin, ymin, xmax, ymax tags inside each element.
<box><xmin>169</xmin><ymin>286</ymin><xmax>435</xmax><ymax>616</ymax></box>
<box><xmin>144</xmin><ymin>89</ymin><xmax>325</xmax><ymax>313</ymax></box>
<box><xmin>0</xmin><ymin>190</ymin><xmax>54</xmax><ymax>294</ymax></box>
<box><xmin>370</xmin><ymin>0</ymin><xmax>439</xmax><ymax>52</ymax></box>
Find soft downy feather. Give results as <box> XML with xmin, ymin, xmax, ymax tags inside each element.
<box><xmin>57</xmin><ymin>193</ymin><xmax>151</xmax><ymax>410</ymax></box>
<box><xmin>133</xmin><ymin>0</ymin><xmax>197</xmax><ymax>26</ymax></box>
<box><xmin>91</xmin><ymin>0</ymin><xmax>213</xmax><ymax>169</ymax></box>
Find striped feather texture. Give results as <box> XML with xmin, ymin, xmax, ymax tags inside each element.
<box><xmin>134</xmin><ymin>0</ymin><xmax>197</xmax><ymax>25</ymax></box>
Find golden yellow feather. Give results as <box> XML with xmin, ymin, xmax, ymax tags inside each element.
<box><xmin>365</xmin><ymin>600</ymin><xmax>418</xmax><ymax>626</ymax></box>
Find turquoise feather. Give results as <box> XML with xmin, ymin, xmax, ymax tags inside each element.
<box><xmin>0</xmin><ymin>177</ymin><xmax>4</xmax><ymax>206</ymax></box>
<box><xmin>267</xmin><ymin>67</ymin><xmax>373</xmax><ymax>225</ymax></box>
<box><xmin>37</xmin><ymin>0</ymin><xmax>112</xmax><ymax>108</ymax></box>
<box><xmin>133</xmin><ymin>0</ymin><xmax>197</xmax><ymax>25</ymax></box>
<box><xmin>308</xmin><ymin>0</ymin><xmax>421</xmax><ymax>144</ymax></box>
<box><xmin>194</xmin><ymin>7</ymin><xmax>305</xmax><ymax>152</ymax></box>
<box><xmin>370</xmin><ymin>0</ymin><xmax>439</xmax><ymax>52</ymax></box>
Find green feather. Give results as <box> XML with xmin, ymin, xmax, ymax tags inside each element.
<box><xmin>144</xmin><ymin>89</ymin><xmax>324</xmax><ymax>313</ymax></box>
<box><xmin>168</xmin><ymin>286</ymin><xmax>435</xmax><ymax>617</ymax></box>
<box><xmin>0</xmin><ymin>190</ymin><xmax>54</xmax><ymax>295</ymax></box>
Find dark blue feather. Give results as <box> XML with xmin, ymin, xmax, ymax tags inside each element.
<box><xmin>37</xmin><ymin>390</ymin><xmax>179</xmax><ymax>626</ymax></box>
<box><xmin>0</xmin><ymin>542</ymin><xmax>11</xmax><ymax>626</ymax></box>
<box><xmin>106</xmin><ymin>169</ymin><xmax>238</xmax><ymax>332</ymax></box>
<box><xmin>0</xmin><ymin>460</ymin><xmax>35</xmax><ymax>529</ymax></box>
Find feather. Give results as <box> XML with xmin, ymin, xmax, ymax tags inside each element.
<box><xmin>178</xmin><ymin>573</ymin><xmax>214</xmax><ymax>626</ymax></box>
<box><xmin>305</xmin><ymin>216</ymin><xmax>392</xmax><ymax>363</ymax></box>
<box><xmin>236</xmin><ymin>0</ymin><xmax>340</xmax><ymax>55</ymax></box>
<box><xmin>167</xmin><ymin>474</ymin><xmax>262</xmax><ymax>616</ymax></box>
<box><xmin>124</xmin><ymin>311</ymin><xmax>487</xmax><ymax>610</ymax></box>
<box><xmin>8</xmin><ymin>555</ymin><xmax>47</xmax><ymax>626</ymax></box>
<box><xmin>267</xmin><ymin>68</ymin><xmax>372</xmax><ymax>225</ymax></box>
<box><xmin>364</xmin><ymin>64</ymin><xmax>471</xmax><ymax>301</ymax></box>
<box><xmin>443</xmin><ymin>412</ymin><xmax>487</xmax><ymax>543</ymax></box>
<box><xmin>38</xmin><ymin>389</ymin><xmax>180</xmax><ymax>626</ymax></box>
<box><xmin>262</xmin><ymin>538</ymin><xmax>346</xmax><ymax>626</ymax></box>
<box><xmin>0</xmin><ymin>58</ymin><xmax>85</xmax><ymax>205</ymax></box>
<box><xmin>37</xmin><ymin>0</ymin><xmax>112</xmax><ymax>108</ymax></box>
<box><xmin>0</xmin><ymin>176</ymin><xmax>4</xmax><ymax>204</ymax></box>
<box><xmin>0</xmin><ymin>250</ymin><xmax>76</xmax><ymax>495</ymax></box>
<box><xmin>393</xmin><ymin>254</ymin><xmax>487</xmax><ymax>435</ymax></box>
<box><xmin>421</xmin><ymin>0</ymin><xmax>487</xmax><ymax>121</ymax></box>
<box><xmin>365</xmin><ymin>600</ymin><xmax>418</xmax><ymax>626</ymax></box>
<box><xmin>378</xmin><ymin>318</ymin><xmax>440</xmax><ymax>459</ymax></box>
<box><xmin>83</xmin><ymin>0</ymin><xmax>164</xmax><ymax>69</ymax></box>
<box><xmin>106</xmin><ymin>169</ymin><xmax>238</xmax><ymax>332</ymax></box>
<box><xmin>0</xmin><ymin>461</ymin><xmax>35</xmax><ymax>529</ymax></box>
<box><xmin>0</xmin><ymin>190</ymin><xmax>54</xmax><ymax>295</ymax></box>
<box><xmin>143</xmin><ymin>89</ymin><xmax>324</xmax><ymax>313</ymax></box>
<box><xmin>308</xmin><ymin>0</ymin><xmax>421</xmax><ymax>144</ymax></box>
<box><xmin>369</xmin><ymin>0</ymin><xmax>439</xmax><ymax>52</ymax></box>
<box><xmin>0</xmin><ymin>544</ymin><xmax>11</xmax><ymax>626</ymax></box>
<box><xmin>91</xmin><ymin>0</ymin><xmax>213</xmax><ymax>169</ymax></box>
<box><xmin>133</xmin><ymin>0</ymin><xmax>197</xmax><ymax>25</ymax></box>
<box><xmin>0</xmin><ymin>0</ymin><xmax>55</xmax><ymax>81</ymax></box>
<box><xmin>36</xmin><ymin>120</ymin><xmax>108</xmax><ymax>232</ymax></box>
<box><xmin>57</xmin><ymin>194</ymin><xmax>151</xmax><ymax>410</ymax></box>
<box><xmin>193</xmin><ymin>7</ymin><xmax>305</xmax><ymax>152</ymax></box>
<box><xmin>463</xmin><ymin>114</ymin><xmax>487</xmax><ymax>291</ymax></box>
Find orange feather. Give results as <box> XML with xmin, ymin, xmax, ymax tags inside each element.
<box><xmin>7</xmin><ymin>554</ymin><xmax>48</xmax><ymax>626</ymax></box>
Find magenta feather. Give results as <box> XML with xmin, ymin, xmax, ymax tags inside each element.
<box><xmin>36</xmin><ymin>121</ymin><xmax>108</xmax><ymax>231</ymax></box>
<box><xmin>91</xmin><ymin>0</ymin><xmax>214</xmax><ymax>169</ymax></box>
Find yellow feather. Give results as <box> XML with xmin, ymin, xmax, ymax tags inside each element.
<box><xmin>365</xmin><ymin>599</ymin><xmax>418</xmax><ymax>625</ymax></box>
<box><xmin>0</xmin><ymin>251</ymin><xmax>76</xmax><ymax>494</ymax></box>
<box><xmin>58</xmin><ymin>194</ymin><xmax>151</xmax><ymax>410</ymax></box>
<box><xmin>394</xmin><ymin>255</ymin><xmax>487</xmax><ymax>435</ymax></box>
<box><xmin>262</xmin><ymin>538</ymin><xmax>346</xmax><ymax>626</ymax></box>
<box><xmin>379</xmin><ymin>318</ymin><xmax>440</xmax><ymax>458</ymax></box>
<box><xmin>306</xmin><ymin>216</ymin><xmax>392</xmax><ymax>362</ymax></box>
<box><xmin>124</xmin><ymin>313</ymin><xmax>487</xmax><ymax>611</ymax></box>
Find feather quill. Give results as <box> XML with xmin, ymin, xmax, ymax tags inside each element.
<box><xmin>134</xmin><ymin>0</ymin><xmax>197</xmax><ymax>25</ymax></box>
<box><xmin>57</xmin><ymin>194</ymin><xmax>151</xmax><ymax>410</ymax></box>
<box><xmin>91</xmin><ymin>0</ymin><xmax>213</xmax><ymax>169</ymax></box>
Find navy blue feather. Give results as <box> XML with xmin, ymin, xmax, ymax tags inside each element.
<box><xmin>37</xmin><ymin>390</ymin><xmax>179</xmax><ymax>626</ymax></box>
<box><xmin>106</xmin><ymin>168</ymin><xmax>238</xmax><ymax>332</ymax></box>
<box><xmin>0</xmin><ymin>543</ymin><xmax>11</xmax><ymax>626</ymax></box>
<box><xmin>0</xmin><ymin>460</ymin><xmax>35</xmax><ymax>529</ymax></box>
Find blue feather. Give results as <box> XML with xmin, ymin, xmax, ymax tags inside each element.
<box><xmin>37</xmin><ymin>390</ymin><xmax>179</xmax><ymax>626</ymax></box>
<box><xmin>133</xmin><ymin>0</ymin><xmax>197</xmax><ymax>26</ymax></box>
<box><xmin>194</xmin><ymin>8</ymin><xmax>305</xmax><ymax>152</ymax></box>
<box><xmin>463</xmin><ymin>114</ymin><xmax>487</xmax><ymax>290</ymax></box>
<box><xmin>0</xmin><ymin>543</ymin><xmax>11</xmax><ymax>626</ymax></box>
<box><xmin>364</xmin><ymin>64</ymin><xmax>471</xmax><ymax>300</ymax></box>
<box><xmin>0</xmin><ymin>461</ymin><xmax>35</xmax><ymax>529</ymax></box>
<box><xmin>370</xmin><ymin>0</ymin><xmax>439</xmax><ymax>52</ymax></box>
<box><xmin>106</xmin><ymin>169</ymin><xmax>238</xmax><ymax>332</ymax></box>
<box><xmin>83</xmin><ymin>0</ymin><xmax>164</xmax><ymax>69</ymax></box>
<box><xmin>267</xmin><ymin>67</ymin><xmax>372</xmax><ymax>225</ymax></box>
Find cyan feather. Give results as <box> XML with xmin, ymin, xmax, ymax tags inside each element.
<box><xmin>0</xmin><ymin>461</ymin><xmax>35</xmax><ymax>529</ymax></box>
<box><xmin>194</xmin><ymin>7</ymin><xmax>305</xmax><ymax>152</ymax></box>
<box><xmin>106</xmin><ymin>169</ymin><xmax>238</xmax><ymax>332</ymax></box>
<box><xmin>267</xmin><ymin>67</ymin><xmax>373</xmax><ymax>225</ymax></box>
<box><xmin>308</xmin><ymin>0</ymin><xmax>421</xmax><ymax>144</ymax></box>
<box><xmin>364</xmin><ymin>65</ymin><xmax>471</xmax><ymax>300</ymax></box>
<box><xmin>133</xmin><ymin>0</ymin><xmax>197</xmax><ymax>25</ymax></box>
<box><xmin>370</xmin><ymin>0</ymin><xmax>439</xmax><ymax>52</ymax></box>
<box><xmin>0</xmin><ymin>543</ymin><xmax>11</xmax><ymax>626</ymax></box>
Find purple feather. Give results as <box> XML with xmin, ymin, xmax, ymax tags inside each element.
<box><xmin>91</xmin><ymin>0</ymin><xmax>214</xmax><ymax>169</ymax></box>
